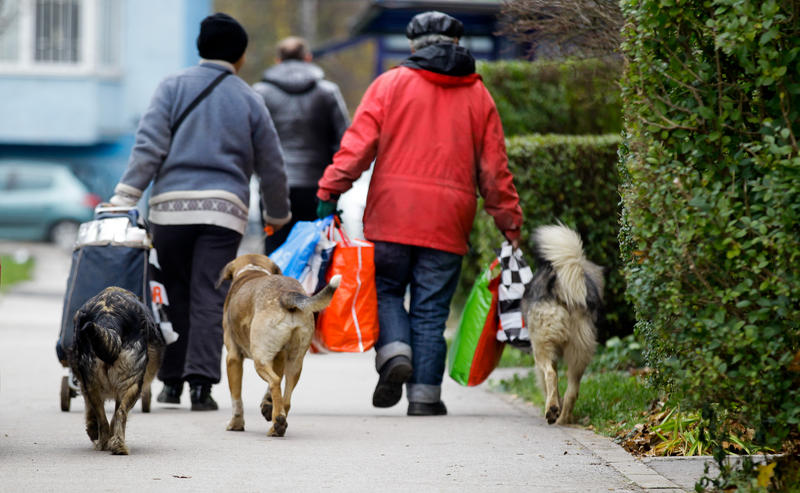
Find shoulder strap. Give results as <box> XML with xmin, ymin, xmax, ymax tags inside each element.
<box><xmin>170</xmin><ymin>71</ymin><xmax>230</xmax><ymax>135</ymax></box>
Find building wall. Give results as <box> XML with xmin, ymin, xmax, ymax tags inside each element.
<box><xmin>0</xmin><ymin>0</ymin><xmax>212</xmax><ymax>197</ymax></box>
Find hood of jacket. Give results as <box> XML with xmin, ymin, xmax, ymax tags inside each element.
<box><xmin>400</xmin><ymin>43</ymin><xmax>476</xmax><ymax>77</ymax></box>
<box><xmin>262</xmin><ymin>60</ymin><xmax>324</xmax><ymax>94</ymax></box>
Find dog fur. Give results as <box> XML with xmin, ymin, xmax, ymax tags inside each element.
<box><xmin>216</xmin><ymin>254</ymin><xmax>340</xmax><ymax>437</ymax></box>
<box><xmin>522</xmin><ymin>224</ymin><xmax>604</xmax><ymax>425</ymax></box>
<box><xmin>67</xmin><ymin>286</ymin><xmax>165</xmax><ymax>454</ymax></box>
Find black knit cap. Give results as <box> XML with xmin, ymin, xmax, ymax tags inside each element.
<box><xmin>405</xmin><ymin>11</ymin><xmax>464</xmax><ymax>40</ymax></box>
<box><xmin>196</xmin><ymin>13</ymin><xmax>248</xmax><ymax>64</ymax></box>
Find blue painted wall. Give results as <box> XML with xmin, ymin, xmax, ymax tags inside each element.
<box><xmin>0</xmin><ymin>0</ymin><xmax>212</xmax><ymax>199</ymax></box>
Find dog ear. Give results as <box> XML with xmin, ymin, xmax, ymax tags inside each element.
<box><xmin>215</xmin><ymin>260</ymin><xmax>236</xmax><ymax>289</ymax></box>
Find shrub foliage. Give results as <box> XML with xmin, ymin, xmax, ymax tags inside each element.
<box><xmin>619</xmin><ymin>0</ymin><xmax>800</xmax><ymax>479</ymax></box>
<box><xmin>477</xmin><ymin>59</ymin><xmax>623</xmax><ymax>136</ymax></box>
<box><xmin>463</xmin><ymin>133</ymin><xmax>633</xmax><ymax>342</ymax></box>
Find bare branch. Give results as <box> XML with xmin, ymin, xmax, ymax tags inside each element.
<box><xmin>498</xmin><ymin>0</ymin><xmax>624</xmax><ymax>60</ymax></box>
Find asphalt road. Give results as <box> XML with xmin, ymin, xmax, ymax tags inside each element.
<box><xmin>0</xmin><ymin>240</ymin><xmax>692</xmax><ymax>492</ymax></box>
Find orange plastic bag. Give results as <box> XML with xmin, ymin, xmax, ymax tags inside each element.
<box><xmin>315</xmin><ymin>222</ymin><xmax>379</xmax><ymax>352</ymax></box>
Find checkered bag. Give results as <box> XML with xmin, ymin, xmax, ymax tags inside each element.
<box><xmin>496</xmin><ymin>241</ymin><xmax>533</xmax><ymax>348</ymax></box>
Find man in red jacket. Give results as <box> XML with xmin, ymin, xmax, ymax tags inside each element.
<box><xmin>317</xmin><ymin>11</ymin><xmax>522</xmax><ymax>416</ymax></box>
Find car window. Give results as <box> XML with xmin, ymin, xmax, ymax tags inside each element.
<box><xmin>6</xmin><ymin>170</ymin><xmax>55</xmax><ymax>191</ymax></box>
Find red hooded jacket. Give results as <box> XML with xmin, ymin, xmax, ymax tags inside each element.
<box><xmin>317</xmin><ymin>62</ymin><xmax>522</xmax><ymax>256</ymax></box>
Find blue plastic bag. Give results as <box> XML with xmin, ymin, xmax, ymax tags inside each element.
<box><xmin>269</xmin><ymin>216</ymin><xmax>333</xmax><ymax>280</ymax></box>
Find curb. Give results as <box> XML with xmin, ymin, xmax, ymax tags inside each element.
<box><xmin>485</xmin><ymin>374</ymin><xmax>687</xmax><ymax>492</ymax></box>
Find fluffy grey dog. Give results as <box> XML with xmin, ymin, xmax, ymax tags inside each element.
<box><xmin>522</xmin><ymin>224</ymin><xmax>604</xmax><ymax>425</ymax></box>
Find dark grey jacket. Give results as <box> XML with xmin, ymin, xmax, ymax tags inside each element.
<box><xmin>252</xmin><ymin>61</ymin><xmax>350</xmax><ymax>187</ymax></box>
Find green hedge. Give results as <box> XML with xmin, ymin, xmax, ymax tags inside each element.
<box><xmin>619</xmin><ymin>0</ymin><xmax>800</xmax><ymax>486</ymax></box>
<box><xmin>461</xmin><ymin>133</ymin><xmax>633</xmax><ymax>342</ymax></box>
<box><xmin>477</xmin><ymin>58</ymin><xmax>623</xmax><ymax>136</ymax></box>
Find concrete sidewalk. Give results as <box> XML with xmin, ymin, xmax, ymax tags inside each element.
<box><xmin>0</xmin><ymin>240</ymin><xmax>703</xmax><ymax>492</ymax></box>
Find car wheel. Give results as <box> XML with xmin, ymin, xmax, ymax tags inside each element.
<box><xmin>49</xmin><ymin>220</ymin><xmax>80</xmax><ymax>250</ymax></box>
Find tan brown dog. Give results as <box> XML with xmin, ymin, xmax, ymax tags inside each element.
<box><xmin>216</xmin><ymin>254</ymin><xmax>340</xmax><ymax>437</ymax></box>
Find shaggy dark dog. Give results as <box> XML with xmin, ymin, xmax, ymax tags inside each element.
<box><xmin>67</xmin><ymin>286</ymin><xmax>165</xmax><ymax>455</ymax></box>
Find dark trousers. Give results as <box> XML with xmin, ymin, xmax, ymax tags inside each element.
<box><xmin>373</xmin><ymin>241</ymin><xmax>462</xmax><ymax>392</ymax></box>
<box><xmin>151</xmin><ymin>223</ymin><xmax>242</xmax><ymax>385</ymax></box>
<box><xmin>264</xmin><ymin>186</ymin><xmax>319</xmax><ymax>255</ymax></box>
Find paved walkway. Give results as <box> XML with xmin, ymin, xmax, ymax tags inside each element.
<box><xmin>0</xmin><ymin>240</ymin><xmax>701</xmax><ymax>492</ymax></box>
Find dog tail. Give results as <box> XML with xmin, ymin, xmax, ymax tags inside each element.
<box><xmin>215</xmin><ymin>260</ymin><xmax>236</xmax><ymax>289</ymax></box>
<box><xmin>80</xmin><ymin>321</ymin><xmax>123</xmax><ymax>364</ymax></box>
<box><xmin>534</xmin><ymin>224</ymin><xmax>594</xmax><ymax>310</ymax></box>
<box><xmin>279</xmin><ymin>275</ymin><xmax>342</xmax><ymax>313</ymax></box>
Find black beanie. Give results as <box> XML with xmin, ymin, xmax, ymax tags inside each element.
<box><xmin>196</xmin><ymin>13</ymin><xmax>248</xmax><ymax>64</ymax></box>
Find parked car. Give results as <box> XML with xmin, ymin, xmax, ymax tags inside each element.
<box><xmin>0</xmin><ymin>160</ymin><xmax>100</xmax><ymax>249</ymax></box>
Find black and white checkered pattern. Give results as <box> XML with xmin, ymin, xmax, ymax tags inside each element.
<box><xmin>496</xmin><ymin>241</ymin><xmax>533</xmax><ymax>347</ymax></box>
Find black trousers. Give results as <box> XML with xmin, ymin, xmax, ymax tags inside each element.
<box><xmin>151</xmin><ymin>223</ymin><xmax>242</xmax><ymax>385</ymax></box>
<box><xmin>264</xmin><ymin>186</ymin><xmax>319</xmax><ymax>255</ymax></box>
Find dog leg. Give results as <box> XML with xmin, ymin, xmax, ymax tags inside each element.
<box><xmin>83</xmin><ymin>397</ymin><xmax>100</xmax><ymax>442</ymax></box>
<box><xmin>540</xmin><ymin>360</ymin><xmax>561</xmax><ymax>425</ymax></box>
<box><xmin>254</xmin><ymin>361</ymin><xmax>287</xmax><ymax>437</ymax></box>
<box><xmin>141</xmin><ymin>345</ymin><xmax>162</xmax><ymax>413</ymax></box>
<box><xmin>108</xmin><ymin>383</ymin><xmax>140</xmax><ymax>455</ymax></box>
<box><xmin>556</xmin><ymin>342</ymin><xmax>593</xmax><ymax>426</ymax></box>
<box><xmin>282</xmin><ymin>356</ymin><xmax>304</xmax><ymax>417</ymax></box>
<box><xmin>260</xmin><ymin>353</ymin><xmax>284</xmax><ymax>421</ymax></box>
<box><xmin>226</xmin><ymin>349</ymin><xmax>246</xmax><ymax>431</ymax></box>
<box><xmin>260</xmin><ymin>391</ymin><xmax>273</xmax><ymax>422</ymax></box>
<box><xmin>83</xmin><ymin>388</ymin><xmax>110</xmax><ymax>450</ymax></box>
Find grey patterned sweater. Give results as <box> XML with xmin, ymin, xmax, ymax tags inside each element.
<box><xmin>111</xmin><ymin>60</ymin><xmax>291</xmax><ymax>234</ymax></box>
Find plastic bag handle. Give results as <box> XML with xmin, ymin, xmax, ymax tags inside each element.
<box><xmin>332</xmin><ymin>215</ymin><xmax>352</xmax><ymax>247</ymax></box>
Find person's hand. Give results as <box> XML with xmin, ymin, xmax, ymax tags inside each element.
<box><xmin>316</xmin><ymin>199</ymin><xmax>339</xmax><ymax>219</ymax></box>
<box><xmin>263</xmin><ymin>223</ymin><xmax>284</xmax><ymax>236</ymax></box>
<box><xmin>504</xmin><ymin>228</ymin><xmax>521</xmax><ymax>250</ymax></box>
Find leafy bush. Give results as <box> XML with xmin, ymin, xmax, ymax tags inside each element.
<box><xmin>477</xmin><ymin>58</ymin><xmax>623</xmax><ymax>136</ymax></box>
<box><xmin>590</xmin><ymin>334</ymin><xmax>645</xmax><ymax>373</ymax></box>
<box><xmin>461</xmin><ymin>133</ymin><xmax>633</xmax><ymax>342</ymax></box>
<box><xmin>619</xmin><ymin>0</ymin><xmax>800</xmax><ymax>486</ymax></box>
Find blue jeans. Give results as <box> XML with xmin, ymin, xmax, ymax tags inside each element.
<box><xmin>373</xmin><ymin>241</ymin><xmax>462</xmax><ymax>404</ymax></box>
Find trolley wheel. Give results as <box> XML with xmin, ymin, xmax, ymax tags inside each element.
<box><xmin>141</xmin><ymin>386</ymin><xmax>151</xmax><ymax>413</ymax></box>
<box><xmin>60</xmin><ymin>375</ymin><xmax>71</xmax><ymax>412</ymax></box>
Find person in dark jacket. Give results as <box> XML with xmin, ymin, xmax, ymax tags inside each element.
<box><xmin>252</xmin><ymin>37</ymin><xmax>350</xmax><ymax>254</ymax></box>
<box><xmin>316</xmin><ymin>12</ymin><xmax>523</xmax><ymax>416</ymax></box>
<box><xmin>110</xmin><ymin>13</ymin><xmax>291</xmax><ymax>411</ymax></box>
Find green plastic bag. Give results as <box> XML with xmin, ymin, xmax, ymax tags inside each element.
<box><xmin>448</xmin><ymin>260</ymin><xmax>505</xmax><ymax>386</ymax></box>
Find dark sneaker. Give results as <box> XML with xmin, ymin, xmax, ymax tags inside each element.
<box><xmin>156</xmin><ymin>382</ymin><xmax>182</xmax><ymax>404</ymax></box>
<box><xmin>407</xmin><ymin>401</ymin><xmax>447</xmax><ymax>416</ymax></box>
<box><xmin>372</xmin><ymin>355</ymin><xmax>413</xmax><ymax>408</ymax></box>
<box><xmin>189</xmin><ymin>384</ymin><xmax>218</xmax><ymax>411</ymax></box>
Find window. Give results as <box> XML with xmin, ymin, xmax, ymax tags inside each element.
<box><xmin>6</xmin><ymin>169</ymin><xmax>55</xmax><ymax>190</ymax></box>
<box><xmin>0</xmin><ymin>0</ymin><xmax>121</xmax><ymax>73</ymax></box>
<box><xmin>35</xmin><ymin>0</ymin><xmax>81</xmax><ymax>63</ymax></box>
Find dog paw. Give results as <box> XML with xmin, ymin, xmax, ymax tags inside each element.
<box><xmin>94</xmin><ymin>439</ymin><xmax>109</xmax><ymax>451</ymax></box>
<box><xmin>546</xmin><ymin>405</ymin><xmax>560</xmax><ymax>425</ymax></box>
<box><xmin>226</xmin><ymin>416</ymin><xmax>245</xmax><ymax>431</ymax></box>
<box><xmin>86</xmin><ymin>427</ymin><xmax>99</xmax><ymax>442</ymax></box>
<box><xmin>108</xmin><ymin>437</ymin><xmax>129</xmax><ymax>455</ymax></box>
<box><xmin>260</xmin><ymin>400</ymin><xmax>273</xmax><ymax>422</ymax></box>
<box><xmin>268</xmin><ymin>415</ymin><xmax>287</xmax><ymax>437</ymax></box>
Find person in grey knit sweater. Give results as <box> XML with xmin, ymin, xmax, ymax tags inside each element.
<box><xmin>110</xmin><ymin>13</ymin><xmax>291</xmax><ymax>411</ymax></box>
